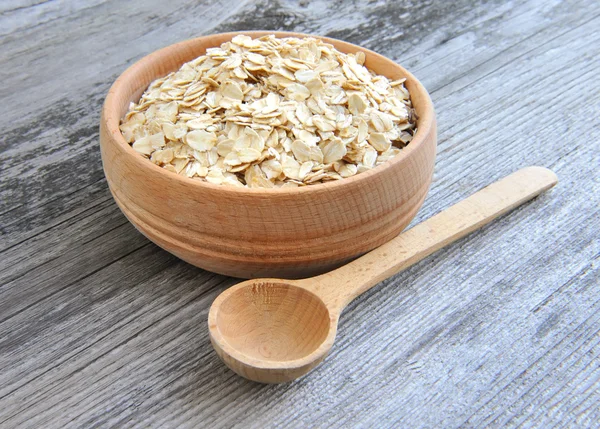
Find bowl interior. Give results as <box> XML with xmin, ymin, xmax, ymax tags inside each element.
<box><xmin>104</xmin><ymin>31</ymin><xmax>434</xmax><ymax>194</ymax></box>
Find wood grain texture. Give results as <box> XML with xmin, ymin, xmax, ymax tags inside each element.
<box><xmin>100</xmin><ymin>30</ymin><xmax>436</xmax><ymax>279</ymax></box>
<box><xmin>1</xmin><ymin>0</ymin><xmax>599</xmax><ymax>427</ymax></box>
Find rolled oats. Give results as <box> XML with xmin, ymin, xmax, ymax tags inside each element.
<box><xmin>120</xmin><ymin>34</ymin><xmax>417</xmax><ymax>188</ymax></box>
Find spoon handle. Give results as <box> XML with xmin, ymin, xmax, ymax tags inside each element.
<box><xmin>312</xmin><ymin>166</ymin><xmax>558</xmax><ymax>312</ymax></box>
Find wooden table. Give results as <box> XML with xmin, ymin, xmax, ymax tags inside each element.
<box><xmin>1</xmin><ymin>1</ymin><xmax>598</xmax><ymax>427</ymax></box>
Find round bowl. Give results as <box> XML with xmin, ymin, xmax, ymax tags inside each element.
<box><xmin>99</xmin><ymin>31</ymin><xmax>437</xmax><ymax>279</ymax></box>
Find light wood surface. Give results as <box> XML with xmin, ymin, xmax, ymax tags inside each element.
<box><xmin>209</xmin><ymin>167</ymin><xmax>558</xmax><ymax>383</ymax></box>
<box><xmin>100</xmin><ymin>31</ymin><xmax>437</xmax><ymax>279</ymax></box>
<box><xmin>1</xmin><ymin>0</ymin><xmax>599</xmax><ymax>427</ymax></box>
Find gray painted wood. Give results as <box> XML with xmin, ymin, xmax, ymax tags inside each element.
<box><xmin>1</xmin><ymin>0</ymin><xmax>599</xmax><ymax>427</ymax></box>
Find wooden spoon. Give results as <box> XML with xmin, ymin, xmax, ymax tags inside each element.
<box><xmin>208</xmin><ymin>166</ymin><xmax>558</xmax><ymax>383</ymax></box>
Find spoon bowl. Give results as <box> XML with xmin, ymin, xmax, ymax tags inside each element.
<box><xmin>208</xmin><ymin>167</ymin><xmax>558</xmax><ymax>383</ymax></box>
<box><xmin>209</xmin><ymin>280</ymin><xmax>338</xmax><ymax>382</ymax></box>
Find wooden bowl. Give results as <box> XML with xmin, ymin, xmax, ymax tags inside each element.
<box><xmin>99</xmin><ymin>31</ymin><xmax>437</xmax><ymax>279</ymax></box>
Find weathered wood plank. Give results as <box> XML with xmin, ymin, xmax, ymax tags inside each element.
<box><xmin>1</xmin><ymin>0</ymin><xmax>599</xmax><ymax>427</ymax></box>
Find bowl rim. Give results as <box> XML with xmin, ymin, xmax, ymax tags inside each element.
<box><xmin>102</xmin><ymin>30</ymin><xmax>435</xmax><ymax>195</ymax></box>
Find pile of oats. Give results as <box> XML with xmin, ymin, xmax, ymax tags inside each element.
<box><xmin>120</xmin><ymin>34</ymin><xmax>417</xmax><ymax>188</ymax></box>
